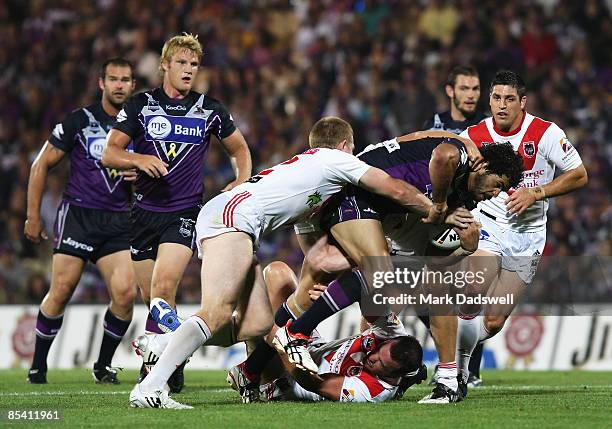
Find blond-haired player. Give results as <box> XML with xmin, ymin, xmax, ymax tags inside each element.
<box><xmin>102</xmin><ymin>33</ymin><xmax>252</xmax><ymax>392</ymax></box>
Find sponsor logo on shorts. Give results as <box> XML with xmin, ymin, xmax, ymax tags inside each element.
<box><xmin>179</xmin><ymin>217</ymin><xmax>195</xmax><ymax>238</ymax></box>
<box><xmin>62</xmin><ymin>237</ymin><xmax>94</xmax><ymax>252</ymax></box>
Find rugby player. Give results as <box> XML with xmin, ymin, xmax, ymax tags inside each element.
<box><xmin>456</xmin><ymin>70</ymin><xmax>587</xmax><ymax>384</ymax></box>
<box><xmin>424</xmin><ymin>65</ymin><xmax>485</xmax><ymax>134</ymax></box>
<box><xmin>229</xmin><ymin>132</ymin><xmax>524</xmax><ymax>404</ymax></box>
<box><xmin>25</xmin><ymin>58</ymin><xmax>137</xmax><ymax>384</ymax></box>
<box><xmin>128</xmin><ymin>117</ymin><xmax>451</xmax><ymax>409</ymax></box>
<box><xmin>102</xmin><ymin>34</ymin><xmax>251</xmax><ymax>392</ymax></box>
<box><xmin>423</xmin><ymin>65</ymin><xmax>487</xmax><ymax>387</ymax></box>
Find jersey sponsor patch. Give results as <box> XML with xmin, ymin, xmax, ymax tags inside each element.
<box><xmin>144</xmin><ymin>115</ymin><xmax>207</xmax><ymax>144</ymax></box>
<box><xmin>86</xmin><ymin>136</ymin><xmax>106</xmax><ymax>161</ymax></box>
<box><xmin>341</xmin><ymin>388</ymin><xmax>356</xmax><ymax>402</ymax></box>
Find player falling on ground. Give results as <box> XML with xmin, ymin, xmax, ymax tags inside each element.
<box><xmin>230</xmin><ymin>132</ymin><xmax>524</xmax><ymax>404</ymax></box>
<box><xmin>128</xmin><ymin>116</ymin><xmax>446</xmax><ymax>409</ymax></box>
<box><xmin>25</xmin><ymin>58</ymin><xmax>137</xmax><ymax>384</ymax></box>
<box><xmin>423</xmin><ymin>65</ymin><xmax>487</xmax><ymax>387</ymax></box>
<box><xmin>456</xmin><ymin>70</ymin><xmax>587</xmax><ymax>384</ymax></box>
<box><xmin>102</xmin><ymin>34</ymin><xmax>251</xmax><ymax>392</ymax></box>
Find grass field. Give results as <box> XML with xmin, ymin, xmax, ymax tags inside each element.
<box><xmin>1</xmin><ymin>369</ymin><xmax>610</xmax><ymax>428</ymax></box>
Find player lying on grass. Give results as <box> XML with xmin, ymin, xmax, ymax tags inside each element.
<box><xmin>231</xmin><ymin>132</ymin><xmax>524</xmax><ymax>404</ymax></box>
<box><xmin>128</xmin><ymin>117</ymin><xmax>448</xmax><ymax>409</ymax></box>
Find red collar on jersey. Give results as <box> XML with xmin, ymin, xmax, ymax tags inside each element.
<box><xmin>493</xmin><ymin>111</ymin><xmax>526</xmax><ymax>137</ymax></box>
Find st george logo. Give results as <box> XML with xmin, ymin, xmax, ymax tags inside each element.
<box><xmin>147</xmin><ymin>116</ymin><xmax>172</xmax><ymax>139</ymax></box>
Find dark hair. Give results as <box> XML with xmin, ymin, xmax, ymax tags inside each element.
<box><xmin>446</xmin><ymin>65</ymin><xmax>479</xmax><ymax>87</ymax></box>
<box><xmin>489</xmin><ymin>70</ymin><xmax>526</xmax><ymax>98</ymax></box>
<box><xmin>309</xmin><ymin>116</ymin><xmax>354</xmax><ymax>149</ymax></box>
<box><xmin>389</xmin><ymin>335</ymin><xmax>423</xmax><ymax>377</ymax></box>
<box><xmin>100</xmin><ymin>57</ymin><xmax>134</xmax><ymax>79</ymax></box>
<box><xmin>480</xmin><ymin>142</ymin><xmax>524</xmax><ymax>189</ymax></box>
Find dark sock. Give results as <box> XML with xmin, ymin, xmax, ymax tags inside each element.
<box><xmin>243</xmin><ymin>340</ymin><xmax>276</xmax><ymax>378</ymax></box>
<box><xmin>31</xmin><ymin>309</ymin><xmax>63</xmax><ymax>371</ymax></box>
<box><xmin>469</xmin><ymin>342</ymin><xmax>484</xmax><ymax>378</ymax></box>
<box><xmin>418</xmin><ymin>315</ymin><xmax>431</xmax><ymax>330</ymax></box>
<box><xmin>145</xmin><ymin>311</ymin><xmax>164</xmax><ymax>334</ymax></box>
<box><xmin>95</xmin><ymin>308</ymin><xmax>131</xmax><ymax>369</ymax></box>
<box><xmin>289</xmin><ymin>270</ymin><xmax>362</xmax><ymax>336</ymax></box>
<box><xmin>274</xmin><ymin>302</ymin><xmax>295</xmax><ymax>327</ymax></box>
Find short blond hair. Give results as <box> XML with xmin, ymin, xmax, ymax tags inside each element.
<box><xmin>308</xmin><ymin>117</ymin><xmax>354</xmax><ymax>149</ymax></box>
<box><xmin>160</xmin><ymin>33</ymin><xmax>203</xmax><ymax>71</ymax></box>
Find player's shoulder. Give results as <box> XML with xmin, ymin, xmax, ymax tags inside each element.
<box><xmin>461</xmin><ymin>117</ymin><xmax>493</xmax><ymax>142</ymax></box>
<box><xmin>61</xmin><ymin>105</ymin><xmax>91</xmax><ymax>127</ymax></box>
<box><xmin>526</xmin><ymin>112</ymin><xmax>565</xmax><ymax>139</ymax></box>
<box><xmin>199</xmin><ymin>92</ymin><xmax>229</xmax><ymax>110</ymax></box>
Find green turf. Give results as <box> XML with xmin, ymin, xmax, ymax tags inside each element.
<box><xmin>0</xmin><ymin>369</ymin><xmax>610</xmax><ymax>428</ymax></box>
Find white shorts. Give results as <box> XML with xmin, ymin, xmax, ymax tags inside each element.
<box><xmin>195</xmin><ymin>191</ymin><xmax>263</xmax><ymax>258</ymax></box>
<box><xmin>473</xmin><ymin>208</ymin><xmax>546</xmax><ymax>284</ymax></box>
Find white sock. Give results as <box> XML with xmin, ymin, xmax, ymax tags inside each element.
<box><xmin>457</xmin><ymin>315</ymin><xmax>492</xmax><ymax>381</ymax></box>
<box><xmin>436</xmin><ymin>361</ymin><xmax>458</xmax><ymax>392</ymax></box>
<box><xmin>140</xmin><ymin>316</ymin><xmax>211</xmax><ymax>392</ymax></box>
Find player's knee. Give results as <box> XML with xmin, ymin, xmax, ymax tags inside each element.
<box><xmin>485</xmin><ymin>315</ymin><xmax>506</xmax><ymax>335</ymax></box>
<box><xmin>48</xmin><ymin>278</ymin><xmax>77</xmax><ymax>306</ymax></box>
<box><xmin>263</xmin><ymin>261</ymin><xmax>296</xmax><ymax>298</ymax></box>
<box><xmin>151</xmin><ymin>277</ymin><xmax>178</xmax><ymax>301</ymax></box>
<box><xmin>112</xmin><ymin>284</ymin><xmax>137</xmax><ymax>309</ymax></box>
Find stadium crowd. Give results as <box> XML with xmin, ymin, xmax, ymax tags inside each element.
<box><xmin>0</xmin><ymin>0</ymin><xmax>610</xmax><ymax>304</ymax></box>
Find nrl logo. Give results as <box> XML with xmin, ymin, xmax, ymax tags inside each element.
<box><xmin>523</xmin><ymin>141</ymin><xmax>536</xmax><ymax>158</ymax></box>
<box><xmin>307</xmin><ymin>191</ymin><xmax>322</xmax><ymax>208</ymax></box>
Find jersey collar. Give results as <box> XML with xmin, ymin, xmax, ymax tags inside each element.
<box><xmin>492</xmin><ymin>111</ymin><xmax>526</xmax><ymax>137</ymax></box>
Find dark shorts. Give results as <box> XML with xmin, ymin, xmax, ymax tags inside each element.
<box><xmin>53</xmin><ymin>201</ymin><xmax>131</xmax><ymax>262</ymax></box>
<box><xmin>130</xmin><ymin>205</ymin><xmax>200</xmax><ymax>261</ymax></box>
<box><xmin>319</xmin><ymin>186</ymin><xmax>395</xmax><ymax>232</ymax></box>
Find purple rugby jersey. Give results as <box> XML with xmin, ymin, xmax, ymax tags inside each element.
<box><xmin>49</xmin><ymin>102</ymin><xmax>131</xmax><ymax>212</ymax></box>
<box><xmin>113</xmin><ymin>88</ymin><xmax>236</xmax><ymax>212</ymax></box>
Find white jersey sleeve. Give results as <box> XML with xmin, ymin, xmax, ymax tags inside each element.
<box><xmin>339</xmin><ymin>374</ymin><xmax>397</xmax><ymax>403</ymax></box>
<box><xmin>540</xmin><ymin>123</ymin><xmax>583</xmax><ymax>172</ymax></box>
<box><xmin>322</xmin><ymin>149</ymin><xmax>371</xmax><ymax>185</ymax></box>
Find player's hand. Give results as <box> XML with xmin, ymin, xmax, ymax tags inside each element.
<box><xmin>308</xmin><ymin>284</ymin><xmax>328</xmax><ymax>301</ymax></box>
<box><xmin>134</xmin><ymin>154</ymin><xmax>168</xmax><ymax>178</ymax></box>
<box><xmin>505</xmin><ymin>187</ymin><xmax>536</xmax><ymax>215</ymax></box>
<box><xmin>444</xmin><ymin>207</ymin><xmax>475</xmax><ymax>229</ymax></box>
<box><xmin>422</xmin><ymin>202</ymin><xmax>448</xmax><ymax>225</ymax></box>
<box><xmin>119</xmin><ymin>168</ymin><xmax>138</xmax><ymax>182</ymax></box>
<box><xmin>463</xmin><ymin>139</ymin><xmax>485</xmax><ymax>172</ymax></box>
<box><xmin>24</xmin><ymin>218</ymin><xmax>48</xmax><ymax>244</ymax></box>
<box><xmin>456</xmin><ymin>221</ymin><xmax>481</xmax><ymax>252</ymax></box>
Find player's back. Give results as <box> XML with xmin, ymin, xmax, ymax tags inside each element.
<box><xmin>229</xmin><ymin>148</ymin><xmax>370</xmax><ymax>234</ymax></box>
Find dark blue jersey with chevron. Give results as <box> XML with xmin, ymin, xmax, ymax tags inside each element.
<box><xmin>113</xmin><ymin>88</ymin><xmax>236</xmax><ymax>212</ymax></box>
<box><xmin>49</xmin><ymin>102</ymin><xmax>131</xmax><ymax>212</ymax></box>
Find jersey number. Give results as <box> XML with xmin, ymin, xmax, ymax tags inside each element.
<box><xmin>245</xmin><ymin>149</ymin><xmax>319</xmax><ymax>183</ymax></box>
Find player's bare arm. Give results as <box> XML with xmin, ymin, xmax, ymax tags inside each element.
<box><xmin>422</xmin><ymin>143</ymin><xmax>460</xmax><ymax>224</ymax></box>
<box><xmin>219</xmin><ymin>128</ymin><xmax>252</xmax><ymax>191</ymax></box>
<box><xmin>24</xmin><ymin>142</ymin><xmax>67</xmax><ymax>243</ymax></box>
<box><xmin>506</xmin><ymin>164</ymin><xmax>588</xmax><ymax>215</ymax></box>
<box><xmin>102</xmin><ymin>129</ymin><xmax>168</xmax><ymax>178</ymax></box>
<box><xmin>273</xmin><ymin>340</ymin><xmax>344</xmax><ymax>400</ymax></box>
<box><xmin>358</xmin><ymin>167</ymin><xmax>432</xmax><ymax>217</ymax></box>
<box><xmin>398</xmin><ymin>130</ymin><xmax>484</xmax><ymax>171</ymax></box>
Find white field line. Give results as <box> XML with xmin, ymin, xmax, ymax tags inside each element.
<box><xmin>2</xmin><ymin>385</ymin><xmax>612</xmax><ymax>397</ymax></box>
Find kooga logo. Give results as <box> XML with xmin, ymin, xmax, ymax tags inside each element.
<box><xmin>166</xmin><ymin>105</ymin><xmax>186</xmax><ymax>111</ymax></box>
<box><xmin>147</xmin><ymin>116</ymin><xmax>172</xmax><ymax>139</ymax></box>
